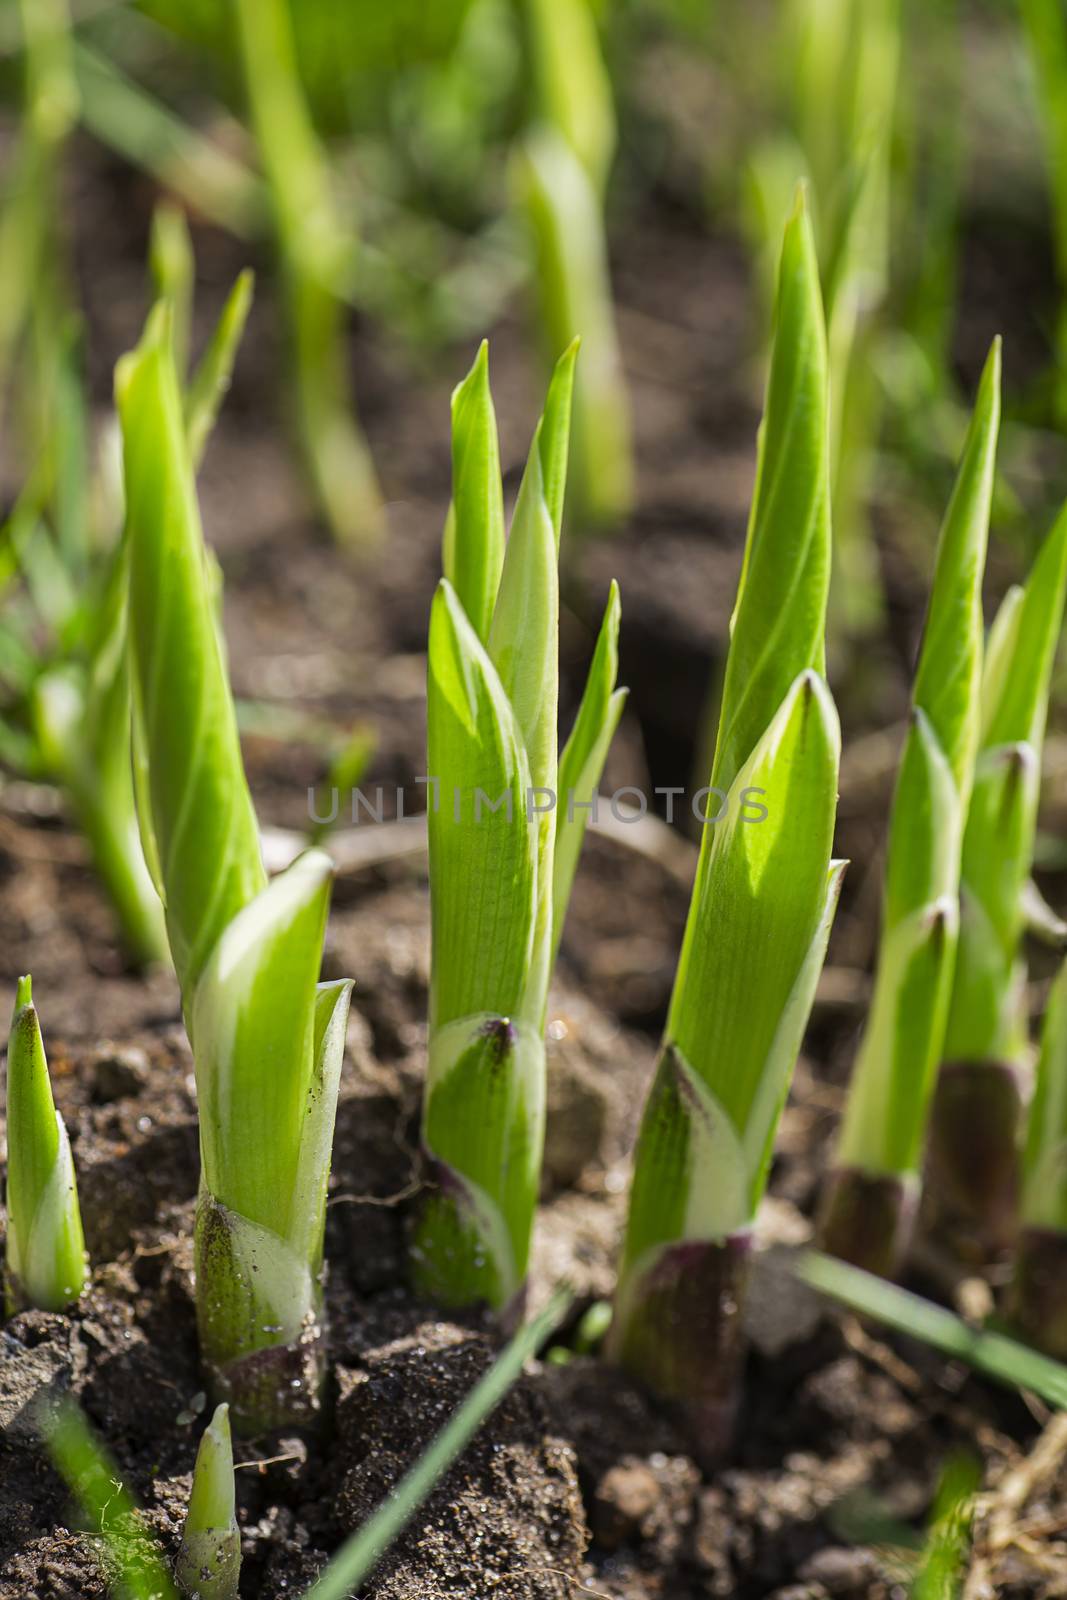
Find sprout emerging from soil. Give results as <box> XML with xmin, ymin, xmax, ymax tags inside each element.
<box><xmin>608</xmin><ymin>192</ymin><xmax>843</xmax><ymax>1460</ymax></box>
<box><xmin>177</xmin><ymin>1403</ymin><xmax>240</xmax><ymax>1600</ymax></box>
<box><xmin>820</xmin><ymin>339</ymin><xmax>1002</xmax><ymax>1276</ymax></box>
<box><xmin>117</xmin><ymin>304</ymin><xmax>353</xmax><ymax>1434</ymax></box>
<box><xmin>927</xmin><ymin>500</ymin><xmax>1067</xmax><ymax>1260</ymax></box>
<box><xmin>4</xmin><ymin>975</ymin><xmax>87</xmax><ymax>1314</ymax></box>
<box><xmin>412</xmin><ymin>339</ymin><xmax>624</xmax><ymax>1314</ymax></box>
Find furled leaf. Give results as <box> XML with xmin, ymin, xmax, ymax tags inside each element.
<box><xmin>442</xmin><ymin>340</ymin><xmax>505</xmax><ymax>646</ymax></box>
<box><xmin>185</xmin><ymin>269</ymin><xmax>255</xmax><ymax>470</ymax></box>
<box><xmin>712</xmin><ymin>190</ymin><xmax>831</xmax><ymax>795</ymax></box>
<box><xmin>118</xmin><ymin>303</ymin><xmax>266</xmax><ymax>997</ymax></box>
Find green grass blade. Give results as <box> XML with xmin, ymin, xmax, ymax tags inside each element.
<box><xmin>118</xmin><ymin>302</ymin><xmax>266</xmax><ymax>998</ymax></box>
<box><xmin>302</xmin><ymin>1288</ymin><xmax>573</xmax><ymax>1600</ymax></box>
<box><xmin>796</xmin><ymin>1249</ymin><xmax>1067</xmax><ymax>1407</ymax></box>
<box><xmin>44</xmin><ymin>1401</ymin><xmax>179</xmax><ymax>1600</ymax></box>
<box><xmin>185</xmin><ymin>270</ymin><xmax>255</xmax><ymax>471</ymax></box>
<box><xmin>712</xmin><ymin>190</ymin><xmax>831</xmax><ymax>795</ymax></box>
<box><xmin>442</xmin><ymin>340</ymin><xmax>505</xmax><ymax>646</ymax></box>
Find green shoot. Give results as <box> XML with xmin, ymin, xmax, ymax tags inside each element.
<box><xmin>118</xmin><ymin>305</ymin><xmax>353</xmax><ymax>1432</ymax></box>
<box><xmin>184</xmin><ymin>270</ymin><xmax>255</xmax><ymax>472</ymax></box>
<box><xmin>517</xmin><ymin>0</ymin><xmax>632</xmax><ymax>529</ymax></box>
<box><xmin>4</xmin><ymin>976</ymin><xmax>87</xmax><ymax>1315</ymax></box>
<box><xmin>413</xmin><ymin>340</ymin><xmax>622</xmax><ymax>1314</ymax></box>
<box><xmin>820</xmin><ymin>341</ymin><xmax>1002</xmax><ymax>1277</ymax></box>
<box><xmin>928</xmin><ymin>501</ymin><xmax>1067</xmax><ymax>1258</ymax></box>
<box><xmin>176</xmin><ymin>1404</ymin><xmax>240</xmax><ymax>1600</ymax></box>
<box><xmin>609</xmin><ymin>194</ymin><xmax>841</xmax><ymax>1459</ymax></box>
<box><xmin>230</xmin><ymin>0</ymin><xmax>382</xmax><ymax>546</ymax></box>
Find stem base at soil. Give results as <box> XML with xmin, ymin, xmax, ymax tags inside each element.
<box><xmin>818</xmin><ymin>1166</ymin><xmax>919</xmax><ymax>1278</ymax></box>
<box><xmin>924</xmin><ymin>1058</ymin><xmax>1024</xmax><ymax>1262</ymax></box>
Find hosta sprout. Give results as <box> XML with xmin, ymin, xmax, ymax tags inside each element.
<box><xmin>927</xmin><ymin>500</ymin><xmax>1067</xmax><ymax>1258</ymax></box>
<box><xmin>609</xmin><ymin>193</ymin><xmax>842</xmax><ymax>1457</ymax></box>
<box><xmin>177</xmin><ymin>1403</ymin><xmax>240</xmax><ymax>1600</ymax></box>
<box><xmin>118</xmin><ymin>304</ymin><xmax>353</xmax><ymax>1433</ymax></box>
<box><xmin>4</xmin><ymin>976</ymin><xmax>87</xmax><ymax>1314</ymax></box>
<box><xmin>412</xmin><ymin>338</ymin><xmax>624</xmax><ymax>1314</ymax></box>
<box><xmin>820</xmin><ymin>340</ymin><xmax>1001</xmax><ymax>1276</ymax></box>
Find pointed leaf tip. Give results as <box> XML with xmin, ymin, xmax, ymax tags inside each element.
<box><xmin>16</xmin><ymin>975</ymin><xmax>31</xmax><ymax>1009</ymax></box>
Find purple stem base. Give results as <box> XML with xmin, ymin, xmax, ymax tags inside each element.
<box><xmin>818</xmin><ymin>1167</ymin><xmax>918</xmax><ymax>1279</ymax></box>
<box><xmin>1008</xmin><ymin>1227</ymin><xmax>1067</xmax><ymax>1362</ymax></box>
<box><xmin>608</xmin><ymin>1233</ymin><xmax>751</xmax><ymax>1471</ymax></box>
<box><xmin>924</xmin><ymin>1059</ymin><xmax>1024</xmax><ymax>1262</ymax></box>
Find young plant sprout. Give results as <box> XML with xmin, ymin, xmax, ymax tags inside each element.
<box><xmin>177</xmin><ymin>1404</ymin><xmax>240</xmax><ymax>1600</ymax></box>
<box><xmin>4</xmin><ymin>976</ymin><xmax>87</xmax><ymax>1314</ymax></box>
<box><xmin>926</xmin><ymin>502</ymin><xmax>1067</xmax><ymax>1258</ymax></box>
<box><xmin>517</xmin><ymin>0</ymin><xmax>632</xmax><ymax>528</ymax></box>
<box><xmin>118</xmin><ymin>304</ymin><xmax>353</xmax><ymax>1433</ymax></box>
<box><xmin>412</xmin><ymin>338</ymin><xmax>624</xmax><ymax>1315</ymax></box>
<box><xmin>231</xmin><ymin>0</ymin><xmax>382</xmax><ymax>546</ymax></box>
<box><xmin>819</xmin><ymin>340</ymin><xmax>1002</xmax><ymax>1277</ymax></box>
<box><xmin>608</xmin><ymin>193</ymin><xmax>842</xmax><ymax>1457</ymax></box>
<box><xmin>1010</xmin><ymin>957</ymin><xmax>1067</xmax><ymax>1360</ymax></box>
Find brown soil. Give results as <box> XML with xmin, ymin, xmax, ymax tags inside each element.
<box><xmin>4</xmin><ymin>127</ymin><xmax>1067</xmax><ymax>1600</ymax></box>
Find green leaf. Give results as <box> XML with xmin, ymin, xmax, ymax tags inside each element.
<box><xmin>118</xmin><ymin>302</ymin><xmax>266</xmax><ymax>997</ymax></box>
<box><xmin>943</xmin><ymin>744</ymin><xmax>1038</xmax><ymax>1062</ymax></box>
<box><xmin>536</xmin><ymin>336</ymin><xmax>579</xmax><ymax>548</ymax></box>
<box><xmin>554</xmin><ymin>580</ymin><xmax>625</xmax><ymax>958</ymax></box>
<box><xmin>910</xmin><ymin>339</ymin><xmax>1001</xmax><ymax>797</ymax></box>
<box><xmin>883</xmin><ymin>708</ymin><xmax>961</xmax><ymax>932</ymax></box>
<box><xmin>712</xmin><ymin>190</ymin><xmax>831</xmax><ymax>795</ymax></box>
<box><xmin>428</xmin><ymin>580</ymin><xmax>538</xmax><ymax>1028</ymax></box>
<box><xmin>185</xmin><ymin>269</ymin><xmax>255</xmax><ymax>470</ymax></box>
<box><xmin>488</xmin><ymin>434</ymin><xmax>559</xmax><ymax>796</ymax></box>
<box><xmin>982</xmin><ymin>500</ymin><xmax>1067</xmax><ymax>751</ymax></box>
<box><xmin>670</xmin><ymin>670</ymin><xmax>841</xmax><ymax>1143</ymax></box>
<box><xmin>192</xmin><ymin>850</ymin><xmax>332</xmax><ymax>1239</ymax></box>
<box><xmin>442</xmin><ymin>340</ymin><xmax>505</xmax><ymax>646</ymax></box>
<box><xmin>837</xmin><ymin>896</ymin><xmax>958</xmax><ymax>1175</ymax></box>
<box><xmin>417</xmin><ymin>1014</ymin><xmax>545</xmax><ymax>1307</ymax></box>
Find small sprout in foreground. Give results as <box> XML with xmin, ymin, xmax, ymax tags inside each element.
<box><xmin>1009</xmin><ymin>957</ymin><xmax>1067</xmax><ymax>1360</ymax></box>
<box><xmin>177</xmin><ymin>1404</ymin><xmax>240</xmax><ymax>1600</ymax></box>
<box><xmin>819</xmin><ymin>339</ymin><xmax>1001</xmax><ymax>1277</ymax></box>
<box><xmin>927</xmin><ymin>499</ymin><xmax>1067</xmax><ymax>1259</ymax></box>
<box><xmin>609</xmin><ymin>193</ymin><xmax>842</xmax><ymax>1462</ymax></box>
<box><xmin>4</xmin><ymin>975</ymin><xmax>87</xmax><ymax>1315</ymax></box>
